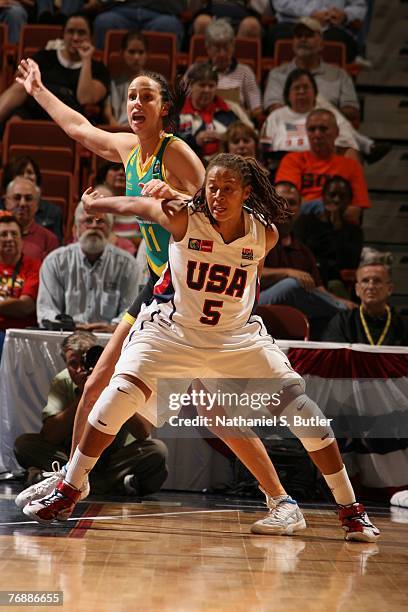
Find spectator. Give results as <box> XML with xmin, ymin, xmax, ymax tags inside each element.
<box><xmin>293</xmin><ymin>175</ymin><xmax>363</xmax><ymax>289</ymax></box>
<box><xmin>259</xmin><ymin>181</ymin><xmax>354</xmax><ymax>339</ymax></box>
<box><xmin>191</xmin><ymin>0</ymin><xmax>262</xmax><ymax>39</ymax></box>
<box><xmin>104</xmin><ymin>30</ymin><xmax>148</xmax><ymax>127</ymax></box>
<box><xmin>1</xmin><ymin>156</ymin><xmax>63</xmax><ymax>243</ymax></box>
<box><xmin>179</xmin><ymin>62</ymin><xmax>246</xmax><ymax>163</ymax></box>
<box><xmin>36</xmin><ymin>1</ymin><xmax>94</xmax><ymax>22</ymax></box>
<box><xmin>263</xmin><ymin>17</ymin><xmax>360</xmax><ymax>125</ymax></box>
<box><xmin>4</xmin><ymin>177</ymin><xmax>59</xmax><ymax>261</ymax></box>
<box><xmin>0</xmin><ymin>212</ymin><xmax>41</xmax><ymax>355</ymax></box>
<box><xmin>222</xmin><ymin>120</ymin><xmax>259</xmax><ymax>158</ymax></box>
<box><xmin>92</xmin><ymin>0</ymin><xmax>186</xmax><ymax>50</ymax></box>
<box><xmin>0</xmin><ymin>14</ymin><xmax>110</xmax><ymax>126</ymax></box>
<box><xmin>95</xmin><ymin>161</ymin><xmax>141</xmax><ymax>250</ymax></box>
<box><xmin>0</xmin><ymin>1</ymin><xmax>28</xmax><ymax>44</ymax></box>
<box><xmin>323</xmin><ymin>253</ymin><xmax>408</xmax><ymax>345</ymax></box>
<box><xmin>92</xmin><ymin>183</ymin><xmax>136</xmax><ymax>256</ymax></box>
<box><xmin>265</xmin><ymin>0</ymin><xmax>367</xmax><ymax>62</ymax></box>
<box><xmin>263</xmin><ymin>17</ymin><xmax>386</xmax><ymax>162</ymax></box>
<box><xmin>36</xmin><ymin>201</ymin><xmax>143</xmax><ymax>332</ymax></box>
<box><xmin>14</xmin><ymin>330</ymin><xmax>168</xmax><ymax>496</ymax></box>
<box><xmin>261</xmin><ymin>68</ymin><xmax>359</xmax><ymax>161</ymax></box>
<box><xmin>222</xmin><ymin>120</ymin><xmax>273</xmax><ymax>179</ymax></box>
<box><xmin>201</xmin><ymin>18</ymin><xmax>262</xmax><ymax>124</ymax></box>
<box><xmin>275</xmin><ymin>108</ymin><xmax>370</xmax><ymax>224</ymax></box>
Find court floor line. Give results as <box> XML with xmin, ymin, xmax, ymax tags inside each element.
<box><xmin>0</xmin><ymin>508</ymin><xmax>239</xmax><ymax>527</ymax></box>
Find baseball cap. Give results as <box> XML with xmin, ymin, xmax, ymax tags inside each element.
<box><xmin>293</xmin><ymin>17</ymin><xmax>322</xmax><ymax>35</ymax></box>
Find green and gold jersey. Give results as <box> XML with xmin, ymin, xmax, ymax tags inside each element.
<box><xmin>125</xmin><ymin>133</ymin><xmax>189</xmax><ymax>277</ymax></box>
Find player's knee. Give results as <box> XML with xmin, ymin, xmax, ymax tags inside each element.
<box><xmin>282</xmin><ymin>392</ymin><xmax>334</xmax><ymax>453</ymax></box>
<box><xmin>88</xmin><ymin>377</ymin><xmax>147</xmax><ymax>437</ymax></box>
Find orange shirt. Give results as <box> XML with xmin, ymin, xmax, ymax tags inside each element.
<box><xmin>276</xmin><ymin>151</ymin><xmax>370</xmax><ymax>208</ymax></box>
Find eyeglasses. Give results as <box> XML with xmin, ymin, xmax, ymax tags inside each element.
<box><xmin>7</xmin><ymin>193</ymin><xmax>36</xmax><ymax>203</ymax></box>
<box><xmin>80</xmin><ymin>217</ymin><xmax>108</xmax><ymax>227</ymax></box>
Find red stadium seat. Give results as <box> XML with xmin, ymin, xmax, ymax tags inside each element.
<box><xmin>255</xmin><ymin>305</ymin><xmax>310</xmax><ymax>340</ymax></box>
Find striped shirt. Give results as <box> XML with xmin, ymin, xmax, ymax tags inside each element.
<box><xmin>216</xmin><ymin>62</ymin><xmax>261</xmax><ymax>112</ymax></box>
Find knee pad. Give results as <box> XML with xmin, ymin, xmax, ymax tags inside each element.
<box><xmin>282</xmin><ymin>393</ymin><xmax>334</xmax><ymax>453</ymax></box>
<box><xmin>88</xmin><ymin>377</ymin><xmax>147</xmax><ymax>436</ymax></box>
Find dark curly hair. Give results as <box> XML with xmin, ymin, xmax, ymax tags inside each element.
<box><xmin>192</xmin><ymin>153</ymin><xmax>290</xmax><ymax>228</ymax></box>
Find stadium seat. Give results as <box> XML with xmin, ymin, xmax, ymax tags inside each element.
<box><xmin>0</xmin><ymin>24</ymin><xmax>15</xmax><ymax>93</ymax></box>
<box><xmin>255</xmin><ymin>305</ymin><xmax>310</xmax><ymax>340</ymax></box>
<box><xmin>17</xmin><ymin>24</ymin><xmax>64</xmax><ymax>62</ymax></box>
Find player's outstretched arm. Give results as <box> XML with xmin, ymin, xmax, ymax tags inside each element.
<box><xmin>82</xmin><ymin>187</ymin><xmax>188</xmax><ymax>236</ymax></box>
<box><xmin>16</xmin><ymin>59</ymin><xmax>133</xmax><ymax>162</ymax></box>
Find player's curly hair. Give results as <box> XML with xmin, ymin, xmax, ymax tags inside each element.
<box><xmin>192</xmin><ymin>154</ymin><xmax>290</xmax><ymax>227</ymax></box>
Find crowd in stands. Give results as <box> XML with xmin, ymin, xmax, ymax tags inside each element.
<box><xmin>0</xmin><ymin>2</ymin><xmax>403</xmax><ymax>350</ymax></box>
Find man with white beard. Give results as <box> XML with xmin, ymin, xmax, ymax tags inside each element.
<box><xmin>36</xmin><ymin>201</ymin><xmax>142</xmax><ymax>332</ymax></box>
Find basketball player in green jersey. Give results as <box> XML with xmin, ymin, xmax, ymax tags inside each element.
<box><xmin>15</xmin><ymin>59</ymin><xmax>205</xmax><ymax>473</ymax></box>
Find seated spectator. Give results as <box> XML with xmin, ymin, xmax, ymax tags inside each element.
<box><xmin>1</xmin><ymin>156</ymin><xmax>63</xmax><ymax>243</ymax></box>
<box><xmin>14</xmin><ymin>330</ymin><xmax>168</xmax><ymax>496</ymax></box>
<box><xmin>36</xmin><ymin>1</ymin><xmax>92</xmax><ymax>23</ymax></box>
<box><xmin>261</xmin><ymin>68</ymin><xmax>359</xmax><ymax>160</ymax></box>
<box><xmin>263</xmin><ymin>17</ymin><xmax>387</xmax><ymax>162</ymax></box>
<box><xmin>0</xmin><ymin>1</ymin><xmax>28</xmax><ymax>44</ymax></box>
<box><xmin>36</xmin><ymin>202</ymin><xmax>142</xmax><ymax>332</ymax></box>
<box><xmin>259</xmin><ymin>181</ymin><xmax>355</xmax><ymax>339</ymax></box>
<box><xmin>4</xmin><ymin>177</ymin><xmax>59</xmax><ymax>261</ymax></box>
<box><xmin>222</xmin><ymin>120</ymin><xmax>275</xmax><ymax>180</ymax></box>
<box><xmin>264</xmin><ymin>18</ymin><xmax>360</xmax><ymax>123</ymax></box>
<box><xmin>95</xmin><ymin>161</ymin><xmax>141</xmax><ymax>250</ymax></box>
<box><xmin>200</xmin><ymin>18</ymin><xmax>262</xmax><ymax>124</ymax></box>
<box><xmin>0</xmin><ymin>14</ymin><xmax>110</xmax><ymax>126</ymax></box>
<box><xmin>192</xmin><ymin>0</ymin><xmax>263</xmax><ymax>39</ymax></box>
<box><xmin>323</xmin><ymin>251</ymin><xmax>408</xmax><ymax>345</ymax></box>
<box><xmin>104</xmin><ymin>30</ymin><xmax>148</xmax><ymax>127</ymax></box>
<box><xmin>92</xmin><ymin>183</ymin><xmax>136</xmax><ymax>256</ymax></box>
<box><xmin>179</xmin><ymin>63</ymin><xmax>246</xmax><ymax>163</ymax></box>
<box><xmin>0</xmin><ymin>212</ymin><xmax>41</xmax><ymax>355</ymax></box>
<box><xmin>276</xmin><ymin>109</ymin><xmax>370</xmax><ymax>224</ymax></box>
<box><xmin>293</xmin><ymin>175</ymin><xmax>363</xmax><ymax>289</ymax></box>
<box><xmin>265</xmin><ymin>1</ymin><xmax>367</xmax><ymax>62</ymax></box>
<box><xmin>92</xmin><ymin>0</ymin><xmax>186</xmax><ymax>50</ymax></box>
<box><xmin>222</xmin><ymin>120</ymin><xmax>259</xmax><ymax>158</ymax></box>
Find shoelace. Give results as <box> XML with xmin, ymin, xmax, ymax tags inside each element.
<box><xmin>268</xmin><ymin>501</ymin><xmax>296</xmax><ymax>522</ymax></box>
<box><xmin>39</xmin><ymin>487</ymin><xmax>72</xmax><ymax>507</ymax></box>
<box><xmin>41</xmin><ymin>461</ymin><xmax>62</xmax><ymax>479</ymax></box>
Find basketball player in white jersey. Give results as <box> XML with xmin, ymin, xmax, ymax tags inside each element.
<box><xmin>23</xmin><ymin>154</ymin><xmax>379</xmax><ymax>542</ymax></box>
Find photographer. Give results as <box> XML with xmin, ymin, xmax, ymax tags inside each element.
<box><xmin>14</xmin><ymin>331</ymin><xmax>168</xmax><ymax>497</ymax></box>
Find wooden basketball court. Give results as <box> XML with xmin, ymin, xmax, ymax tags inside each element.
<box><xmin>0</xmin><ymin>487</ymin><xmax>407</xmax><ymax>611</ymax></box>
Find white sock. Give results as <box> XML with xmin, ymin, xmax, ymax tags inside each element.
<box><xmin>323</xmin><ymin>465</ymin><xmax>356</xmax><ymax>506</ymax></box>
<box><xmin>64</xmin><ymin>447</ymin><xmax>97</xmax><ymax>491</ymax></box>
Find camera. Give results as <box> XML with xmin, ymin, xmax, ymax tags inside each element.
<box><xmin>81</xmin><ymin>345</ymin><xmax>104</xmax><ymax>375</ymax></box>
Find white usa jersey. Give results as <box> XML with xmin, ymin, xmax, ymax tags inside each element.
<box><xmin>152</xmin><ymin>207</ymin><xmax>266</xmax><ymax>331</ymax></box>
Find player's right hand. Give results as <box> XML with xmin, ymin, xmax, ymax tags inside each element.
<box><xmin>16</xmin><ymin>58</ymin><xmax>43</xmax><ymax>96</ymax></box>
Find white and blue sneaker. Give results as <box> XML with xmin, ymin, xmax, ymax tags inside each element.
<box><xmin>251</xmin><ymin>490</ymin><xmax>306</xmax><ymax>535</ymax></box>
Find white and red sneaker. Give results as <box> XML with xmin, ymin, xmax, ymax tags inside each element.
<box><xmin>338</xmin><ymin>502</ymin><xmax>380</xmax><ymax>542</ymax></box>
<box><xmin>23</xmin><ymin>481</ymin><xmax>81</xmax><ymax>525</ymax></box>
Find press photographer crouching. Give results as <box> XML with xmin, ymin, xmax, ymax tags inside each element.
<box><xmin>14</xmin><ymin>331</ymin><xmax>168</xmax><ymax>496</ymax></box>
